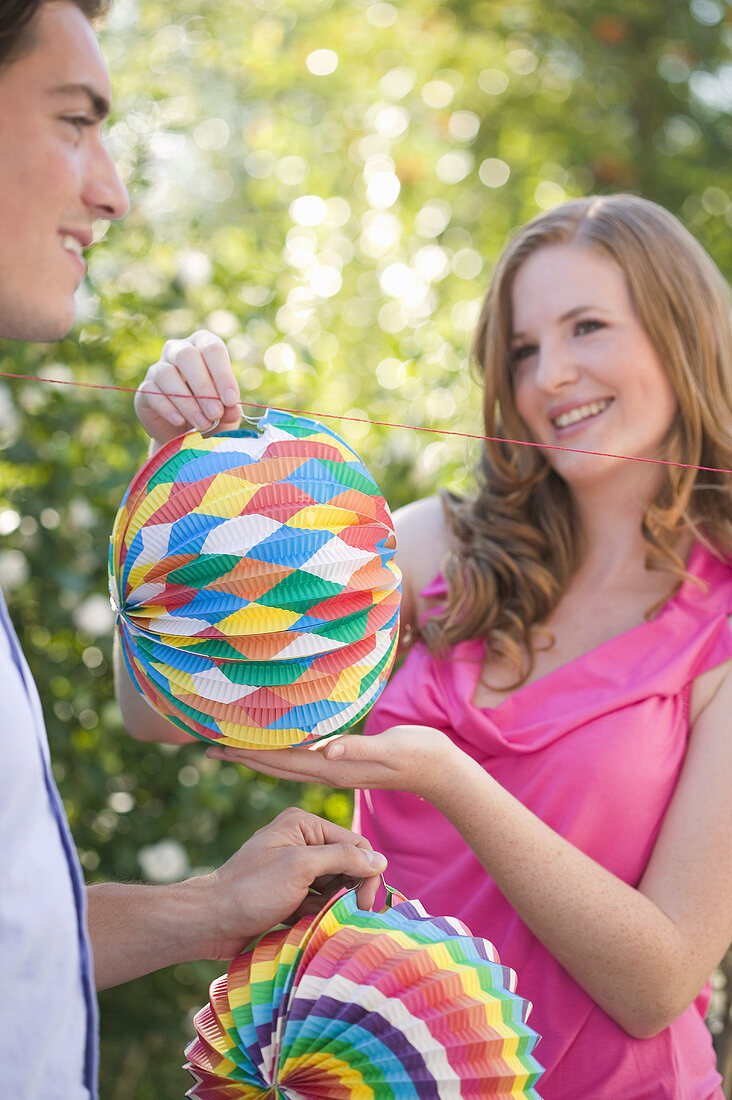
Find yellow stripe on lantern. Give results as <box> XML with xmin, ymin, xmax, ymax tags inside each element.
<box><xmin>277</xmin><ymin>1051</ymin><xmax>374</xmax><ymax>1100</ymax></box>
<box><xmin>215</xmin><ymin>604</ymin><xmax>302</xmax><ymax>636</ymax></box>
<box><xmin>197</xmin><ymin>475</ymin><xmax>261</xmax><ymax>517</ymax></box>
<box><xmin>123</xmin><ymin>481</ymin><xmax>180</xmax><ymax>545</ymax></box>
<box><xmin>285</xmin><ymin>505</ymin><xmax>358</xmax><ymax>532</ymax></box>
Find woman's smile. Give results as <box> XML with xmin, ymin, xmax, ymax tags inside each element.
<box><xmin>549</xmin><ymin>396</ymin><xmax>615</xmax><ymax>435</ymax></box>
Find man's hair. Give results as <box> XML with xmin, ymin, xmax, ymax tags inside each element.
<box><xmin>0</xmin><ymin>0</ymin><xmax>108</xmax><ymax>69</ymax></box>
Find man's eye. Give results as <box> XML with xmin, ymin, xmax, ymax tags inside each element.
<box><xmin>62</xmin><ymin>115</ymin><xmax>94</xmax><ymax>131</ymax></box>
<box><xmin>575</xmin><ymin>319</ymin><xmax>605</xmax><ymax>335</ymax></box>
<box><xmin>511</xmin><ymin>344</ymin><xmax>537</xmax><ymax>363</ymax></box>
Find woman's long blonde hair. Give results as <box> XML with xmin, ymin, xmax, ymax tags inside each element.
<box><xmin>423</xmin><ymin>194</ymin><xmax>732</xmax><ymax>682</ymax></box>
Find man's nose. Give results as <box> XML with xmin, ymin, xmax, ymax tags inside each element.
<box><xmin>83</xmin><ymin>141</ymin><xmax>130</xmax><ymax>221</ymax></box>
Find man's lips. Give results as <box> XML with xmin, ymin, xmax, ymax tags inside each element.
<box><xmin>60</xmin><ymin>232</ymin><xmax>89</xmax><ymax>276</ymax></box>
<box><xmin>60</xmin><ymin>228</ymin><xmax>94</xmax><ymax>249</ymax></box>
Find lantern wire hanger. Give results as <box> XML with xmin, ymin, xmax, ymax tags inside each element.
<box><xmin>1</xmin><ymin>369</ymin><xmax>731</xmax><ymax>475</ymax></box>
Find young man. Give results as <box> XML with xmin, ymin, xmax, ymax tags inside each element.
<box><xmin>0</xmin><ymin>4</ymin><xmax>387</xmax><ymax>1097</ymax></box>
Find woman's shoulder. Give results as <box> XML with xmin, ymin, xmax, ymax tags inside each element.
<box><xmin>681</xmin><ymin>541</ymin><xmax>732</xmax><ymax>613</ymax></box>
<box><xmin>393</xmin><ymin>495</ymin><xmax>453</xmax><ymax>632</ymax></box>
<box><xmin>679</xmin><ymin>542</ymin><xmax>732</xmax><ymax>723</ymax></box>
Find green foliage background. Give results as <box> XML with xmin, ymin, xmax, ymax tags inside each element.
<box><xmin>1</xmin><ymin>0</ymin><xmax>732</xmax><ymax>1094</ymax></box>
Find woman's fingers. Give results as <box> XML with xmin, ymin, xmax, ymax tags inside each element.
<box><xmin>204</xmin><ymin>734</ymin><xmax>404</xmax><ymax>787</ymax></box>
<box><xmin>204</xmin><ymin>745</ymin><xmax>331</xmax><ymax>783</ymax></box>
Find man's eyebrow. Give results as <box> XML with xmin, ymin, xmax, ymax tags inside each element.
<box><xmin>512</xmin><ymin>304</ymin><xmax>600</xmax><ymax>340</ymax></box>
<box><xmin>48</xmin><ymin>83</ymin><xmax>109</xmax><ymax>120</ymax></box>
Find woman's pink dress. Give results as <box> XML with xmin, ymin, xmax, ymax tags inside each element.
<box><xmin>355</xmin><ymin>542</ymin><xmax>730</xmax><ymax>1098</ymax></box>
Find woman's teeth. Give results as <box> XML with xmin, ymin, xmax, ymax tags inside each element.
<box><xmin>552</xmin><ymin>398</ymin><xmax>612</xmax><ymax>429</ymax></box>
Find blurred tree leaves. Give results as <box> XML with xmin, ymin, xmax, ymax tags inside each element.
<box><xmin>1</xmin><ymin>0</ymin><xmax>732</xmax><ymax>1093</ymax></box>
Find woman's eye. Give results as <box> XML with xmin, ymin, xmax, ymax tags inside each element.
<box><xmin>511</xmin><ymin>344</ymin><xmax>537</xmax><ymax>363</ymax></box>
<box><xmin>575</xmin><ymin>319</ymin><xmax>605</xmax><ymax>336</ymax></box>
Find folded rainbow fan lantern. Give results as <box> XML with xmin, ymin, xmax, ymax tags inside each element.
<box><xmin>184</xmin><ymin>884</ymin><xmax>544</xmax><ymax>1099</ymax></box>
<box><xmin>109</xmin><ymin>409</ymin><xmax>401</xmax><ymax>749</ymax></box>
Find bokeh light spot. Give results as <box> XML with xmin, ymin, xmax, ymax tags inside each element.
<box><xmin>479</xmin><ymin>68</ymin><xmax>509</xmax><ymax>95</ymax></box>
<box><xmin>448</xmin><ymin>110</ymin><xmax>481</xmax><ymax>142</ymax></box>
<box><xmin>415</xmin><ymin>200</ymin><xmax>451</xmax><ymax>237</ymax></box>
<box><xmin>365</xmin><ymin>3</ymin><xmax>397</xmax><ymax>28</ymax></box>
<box><xmin>264</xmin><ymin>342</ymin><xmax>297</xmax><ymax>373</ymax></box>
<box><xmin>479</xmin><ymin>158</ymin><xmax>510</xmax><ymax>188</ymax></box>
<box><xmin>436</xmin><ymin>151</ymin><xmax>473</xmax><ymax>184</ymax></box>
<box><xmin>306</xmin><ymin>49</ymin><xmax>339</xmax><ymax>75</ymax></box>
<box><xmin>290</xmin><ymin>195</ymin><xmax>328</xmax><ymax>226</ymax></box>
<box><xmin>366</xmin><ymin>171</ymin><xmax>401</xmax><ymax>208</ymax></box>
<box><xmin>193</xmin><ymin>118</ymin><xmax>230</xmax><ymax>151</ymax></box>
<box><xmin>421</xmin><ymin>79</ymin><xmax>455</xmax><ymax>108</ymax></box>
<box><xmin>376</xmin><ymin>357</ymin><xmax>407</xmax><ymax>390</ymax></box>
<box><xmin>535</xmin><ymin>180</ymin><xmax>566</xmax><ymax>209</ymax></box>
<box><xmin>452</xmin><ymin>248</ymin><xmax>484</xmax><ymax>280</ymax></box>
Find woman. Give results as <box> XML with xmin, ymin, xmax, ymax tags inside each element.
<box><xmin>131</xmin><ymin>195</ymin><xmax>732</xmax><ymax>1098</ymax></box>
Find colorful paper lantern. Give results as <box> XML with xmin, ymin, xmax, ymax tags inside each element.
<box><xmin>185</xmin><ymin>884</ymin><xmax>544</xmax><ymax>1099</ymax></box>
<box><xmin>109</xmin><ymin>409</ymin><xmax>401</xmax><ymax>749</ymax></box>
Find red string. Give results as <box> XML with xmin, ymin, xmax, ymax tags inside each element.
<box><xmin>2</xmin><ymin>368</ymin><xmax>732</xmax><ymax>477</ymax></box>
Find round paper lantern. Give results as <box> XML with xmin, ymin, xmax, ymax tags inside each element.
<box><xmin>109</xmin><ymin>409</ymin><xmax>401</xmax><ymax>749</ymax></box>
<box><xmin>184</xmin><ymin>884</ymin><xmax>544</xmax><ymax>1099</ymax></box>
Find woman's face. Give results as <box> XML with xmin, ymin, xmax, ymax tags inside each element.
<box><xmin>509</xmin><ymin>243</ymin><xmax>678</xmax><ymax>490</ymax></box>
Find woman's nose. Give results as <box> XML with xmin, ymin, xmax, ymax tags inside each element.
<box><xmin>533</xmin><ymin>341</ymin><xmax>580</xmax><ymax>392</ymax></box>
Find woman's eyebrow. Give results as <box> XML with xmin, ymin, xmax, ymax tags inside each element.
<box><xmin>512</xmin><ymin>304</ymin><xmax>599</xmax><ymax>340</ymax></box>
<box><xmin>47</xmin><ymin>83</ymin><xmax>110</xmax><ymax>120</ymax></box>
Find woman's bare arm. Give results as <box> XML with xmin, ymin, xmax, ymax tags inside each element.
<box><xmin>202</xmin><ymin>658</ymin><xmax>732</xmax><ymax>1039</ymax></box>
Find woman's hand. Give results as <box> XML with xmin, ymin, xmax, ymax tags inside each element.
<box><xmin>205</xmin><ymin>725</ymin><xmax>460</xmax><ymax>805</ymax></box>
<box><xmin>135</xmin><ymin>329</ymin><xmax>242</xmax><ymax>451</ymax></box>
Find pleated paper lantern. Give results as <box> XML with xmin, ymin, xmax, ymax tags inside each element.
<box><xmin>185</xmin><ymin>885</ymin><xmax>544</xmax><ymax>1099</ymax></box>
<box><xmin>109</xmin><ymin>409</ymin><xmax>401</xmax><ymax>749</ymax></box>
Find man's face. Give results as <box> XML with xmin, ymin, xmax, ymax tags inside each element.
<box><xmin>0</xmin><ymin>1</ymin><xmax>128</xmax><ymax>341</ymax></box>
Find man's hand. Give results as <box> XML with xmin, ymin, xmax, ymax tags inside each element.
<box><xmin>193</xmin><ymin>807</ymin><xmax>388</xmax><ymax>959</ymax></box>
<box><xmin>87</xmin><ymin>808</ymin><xmax>387</xmax><ymax>989</ymax></box>
<box><xmin>135</xmin><ymin>329</ymin><xmax>242</xmax><ymax>451</ymax></box>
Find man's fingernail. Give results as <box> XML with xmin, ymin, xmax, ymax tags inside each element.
<box><xmin>367</xmin><ymin>851</ymin><xmax>387</xmax><ymax>868</ymax></box>
<box><xmin>224</xmin><ymin>388</ymin><xmax>239</xmax><ymax>406</ymax></box>
<box><xmin>326</xmin><ymin>743</ymin><xmax>344</xmax><ymax>759</ymax></box>
<box><xmin>205</xmin><ymin>400</ymin><xmax>222</xmax><ymax>418</ymax></box>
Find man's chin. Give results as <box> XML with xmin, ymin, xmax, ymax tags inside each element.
<box><xmin>0</xmin><ymin>302</ymin><xmax>76</xmax><ymax>343</ymax></box>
